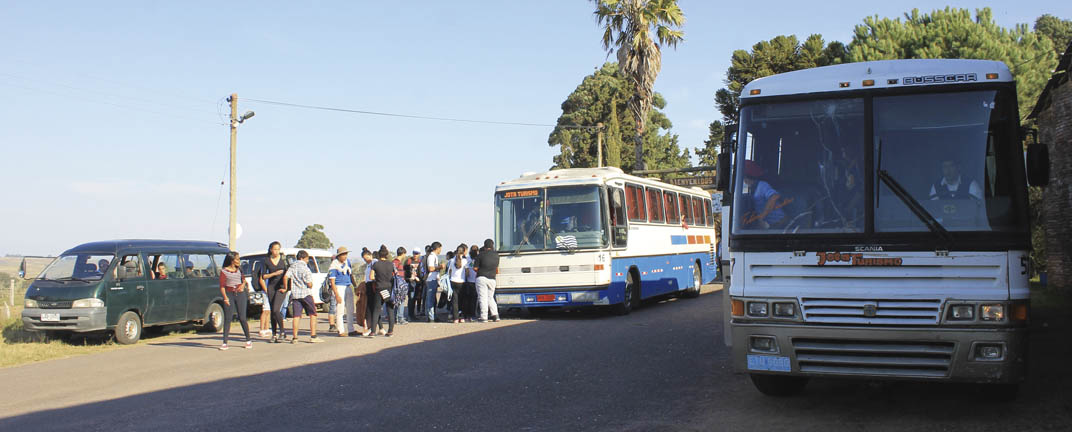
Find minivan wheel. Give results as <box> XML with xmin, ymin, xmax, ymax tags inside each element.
<box><xmin>201</xmin><ymin>303</ymin><xmax>224</xmax><ymax>333</ymax></box>
<box><xmin>114</xmin><ymin>311</ymin><xmax>142</xmax><ymax>345</ymax></box>
<box><xmin>749</xmin><ymin>374</ymin><xmax>809</xmax><ymax>397</ymax></box>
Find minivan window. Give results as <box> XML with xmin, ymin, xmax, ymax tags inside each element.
<box><xmin>146</xmin><ymin>254</ymin><xmax>184</xmax><ymax>279</ymax></box>
<box><xmin>38</xmin><ymin>254</ymin><xmax>114</xmax><ymax>281</ymax></box>
<box><xmin>315</xmin><ymin>257</ymin><xmax>332</xmax><ymax>274</ymax></box>
<box><xmin>183</xmin><ymin>254</ymin><xmax>215</xmax><ymax>279</ymax></box>
<box><xmin>115</xmin><ymin>254</ymin><xmax>145</xmax><ymax>281</ymax></box>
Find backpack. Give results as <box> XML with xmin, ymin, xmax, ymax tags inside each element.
<box><xmin>320</xmin><ymin>275</ymin><xmax>333</xmax><ymax>301</ymax></box>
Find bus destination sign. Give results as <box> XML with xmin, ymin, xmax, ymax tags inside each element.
<box><xmin>503</xmin><ymin>189</ymin><xmax>540</xmax><ymax>199</ymax></box>
<box><xmin>669</xmin><ymin>176</ymin><xmax>716</xmax><ymax>187</ymax></box>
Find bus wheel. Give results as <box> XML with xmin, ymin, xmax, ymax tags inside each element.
<box><xmin>749</xmin><ymin>374</ymin><xmax>808</xmax><ymax>396</ymax></box>
<box><xmin>683</xmin><ymin>264</ymin><xmax>702</xmax><ymax>298</ymax></box>
<box><xmin>201</xmin><ymin>303</ymin><xmax>224</xmax><ymax>333</ymax></box>
<box><xmin>114</xmin><ymin>311</ymin><xmax>142</xmax><ymax>345</ymax></box>
<box><xmin>612</xmin><ymin>272</ymin><xmax>638</xmax><ymax>315</ymax></box>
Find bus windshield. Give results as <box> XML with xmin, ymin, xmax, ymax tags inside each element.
<box><xmin>496</xmin><ymin>186</ymin><xmax>606</xmax><ymax>252</ymax></box>
<box><xmin>38</xmin><ymin>254</ymin><xmax>115</xmax><ymax>281</ymax></box>
<box><xmin>732</xmin><ymin>97</ymin><xmax>866</xmax><ymax>235</ymax></box>
<box><xmin>875</xmin><ymin>90</ymin><xmax>1023</xmax><ymax>232</ymax></box>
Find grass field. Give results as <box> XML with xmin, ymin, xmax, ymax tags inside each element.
<box><xmin>0</xmin><ymin>309</ymin><xmax>126</xmax><ymax>369</ymax></box>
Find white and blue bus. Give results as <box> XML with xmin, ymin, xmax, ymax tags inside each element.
<box><xmin>715</xmin><ymin>59</ymin><xmax>1050</xmax><ymax>397</ymax></box>
<box><xmin>493</xmin><ymin>167</ymin><xmax>719</xmax><ymax>314</ymax></box>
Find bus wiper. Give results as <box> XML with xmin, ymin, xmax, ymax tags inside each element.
<box><xmin>57</xmin><ymin>276</ymin><xmax>91</xmax><ymax>283</ymax></box>
<box><xmin>37</xmin><ymin>277</ymin><xmax>66</xmax><ymax>284</ymax></box>
<box><xmin>513</xmin><ymin>219</ymin><xmax>544</xmax><ymax>256</ymax></box>
<box><xmin>877</xmin><ymin>169</ymin><xmax>953</xmax><ymax>248</ymax></box>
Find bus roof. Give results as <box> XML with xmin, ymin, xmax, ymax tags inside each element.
<box><xmin>496</xmin><ymin>167</ymin><xmax>709</xmax><ymax>197</ymax></box>
<box><xmin>741</xmin><ymin>59</ymin><xmax>1012</xmax><ymax>100</ymax></box>
<box><xmin>64</xmin><ymin>239</ymin><xmax>229</xmax><ymax>254</ymax></box>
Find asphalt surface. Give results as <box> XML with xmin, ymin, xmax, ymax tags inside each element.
<box><xmin>1</xmin><ymin>284</ymin><xmax>1070</xmax><ymax>431</ymax></box>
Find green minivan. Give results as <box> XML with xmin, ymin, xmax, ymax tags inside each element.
<box><xmin>21</xmin><ymin>240</ymin><xmax>232</xmax><ymax>344</ymax></box>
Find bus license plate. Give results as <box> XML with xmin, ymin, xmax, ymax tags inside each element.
<box><xmin>40</xmin><ymin>313</ymin><xmax>60</xmax><ymax>322</ymax></box>
<box><xmin>747</xmin><ymin>355</ymin><xmax>791</xmax><ymax>372</ymax></box>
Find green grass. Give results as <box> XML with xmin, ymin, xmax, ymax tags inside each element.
<box><xmin>0</xmin><ymin>313</ymin><xmax>124</xmax><ymax>368</ymax></box>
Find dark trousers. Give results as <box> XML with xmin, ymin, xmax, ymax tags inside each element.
<box><xmin>451</xmin><ymin>281</ymin><xmax>465</xmax><ymax>320</ymax></box>
<box><xmin>223</xmin><ymin>290</ymin><xmax>250</xmax><ymax>344</ymax></box>
<box><xmin>385</xmin><ymin>302</ymin><xmax>397</xmax><ymax>334</ymax></box>
<box><xmin>367</xmin><ymin>283</ymin><xmax>383</xmax><ymax>332</ymax></box>
<box><xmin>269</xmin><ymin>288</ymin><xmax>287</xmax><ymax>337</ymax></box>
<box><xmin>407</xmin><ymin>280</ymin><xmax>420</xmax><ymax>320</ymax></box>
<box><xmin>464</xmin><ymin>281</ymin><xmax>477</xmax><ymax>319</ymax></box>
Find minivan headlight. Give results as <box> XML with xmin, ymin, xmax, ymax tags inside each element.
<box><xmin>24</xmin><ymin>299</ymin><xmax>38</xmax><ymax>308</ymax></box>
<box><xmin>72</xmin><ymin>298</ymin><xmax>105</xmax><ymax>308</ymax></box>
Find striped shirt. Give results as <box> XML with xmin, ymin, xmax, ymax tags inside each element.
<box><xmin>219</xmin><ymin>268</ymin><xmax>244</xmax><ymax>292</ymax></box>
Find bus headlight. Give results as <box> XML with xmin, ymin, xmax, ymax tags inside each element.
<box><xmin>947</xmin><ymin>304</ymin><xmax>974</xmax><ymax>320</ymax></box>
<box><xmin>747</xmin><ymin>302</ymin><xmax>768</xmax><ymax>317</ymax></box>
<box><xmin>24</xmin><ymin>299</ymin><xmax>38</xmax><ymax>308</ymax></box>
<box><xmin>980</xmin><ymin>304</ymin><xmax>1005</xmax><ymax>321</ymax></box>
<box><xmin>772</xmin><ymin>302</ymin><xmax>796</xmax><ymax>317</ymax></box>
<box><xmin>72</xmin><ymin>298</ymin><xmax>105</xmax><ymax>308</ymax></box>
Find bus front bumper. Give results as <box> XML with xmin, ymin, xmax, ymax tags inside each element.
<box><xmin>21</xmin><ymin>307</ymin><xmax>108</xmax><ymax>333</ymax></box>
<box><xmin>731</xmin><ymin>322</ymin><xmax>1026</xmax><ymax>383</ymax></box>
<box><xmin>495</xmin><ymin>285</ymin><xmax>613</xmax><ymax>308</ymax></box>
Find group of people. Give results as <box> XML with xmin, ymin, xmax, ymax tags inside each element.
<box><xmin>215</xmin><ymin>239</ymin><xmax>500</xmax><ymax>351</ymax></box>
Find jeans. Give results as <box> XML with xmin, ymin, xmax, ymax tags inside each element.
<box><xmin>333</xmin><ymin>285</ymin><xmax>355</xmax><ymax>334</ymax></box>
<box><xmin>450</xmin><ymin>281</ymin><xmax>465</xmax><ymax>320</ymax></box>
<box><xmin>476</xmin><ymin>276</ymin><xmax>498</xmax><ymax>320</ymax></box>
<box><xmin>223</xmin><ymin>290</ymin><xmax>250</xmax><ymax>344</ymax></box>
<box><xmin>407</xmin><ymin>280</ymin><xmax>420</xmax><ymax>320</ymax></box>
<box><xmin>384</xmin><ymin>302</ymin><xmax>397</xmax><ymax>334</ymax></box>
<box><xmin>328</xmin><ymin>292</ymin><xmax>337</xmax><ymax>316</ymax></box>
<box><xmin>424</xmin><ymin>279</ymin><xmax>439</xmax><ymax>321</ymax></box>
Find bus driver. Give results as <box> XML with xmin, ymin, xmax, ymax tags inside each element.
<box><xmin>741</xmin><ymin>161</ymin><xmax>787</xmax><ymax>229</ymax></box>
<box><xmin>929</xmin><ymin>158</ymin><xmax>982</xmax><ymax>200</ymax></box>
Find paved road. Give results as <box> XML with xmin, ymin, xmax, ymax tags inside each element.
<box><xmin>1</xmin><ymin>284</ymin><xmax>1070</xmax><ymax>431</ymax></box>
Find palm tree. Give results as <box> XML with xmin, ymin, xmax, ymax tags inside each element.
<box><xmin>593</xmin><ymin>0</ymin><xmax>684</xmax><ymax>171</ymax></box>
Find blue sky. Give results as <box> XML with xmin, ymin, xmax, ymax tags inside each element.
<box><xmin>2</xmin><ymin>1</ymin><xmax>1068</xmax><ymax>256</ymax></box>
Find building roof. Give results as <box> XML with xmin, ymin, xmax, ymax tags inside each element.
<box><xmin>742</xmin><ymin>59</ymin><xmax>1012</xmax><ymax>99</ymax></box>
<box><xmin>1029</xmin><ymin>40</ymin><xmax>1072</xmax><ymax>119</ymax></box>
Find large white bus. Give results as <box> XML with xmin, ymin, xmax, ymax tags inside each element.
<box><xmin>715</xmin><ymin>59</ymin><xmax>1049</xmax><ymax>397</ymax></box>
<box><xmin>494</xmin><ymin>167</ymin><xmax>719</xmax><ymax>314</ymax></box>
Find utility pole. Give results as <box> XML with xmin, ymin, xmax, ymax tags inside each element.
<box><xmin>228</xmin><ymin>93</ymin><xmax>238</xmax><ymax>252</ymax></box>
<box><xmin>596</xmin><ymin>123</ymin><xmax>605</xmax><ymax>168</ymax></box>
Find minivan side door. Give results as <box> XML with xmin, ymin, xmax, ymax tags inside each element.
<box><xmin>184</xmin><ymin>253</ymin><xmax>221</xmax><ymax>321</ymax></box>
<box><xmin>143</xmin><ymin>253</ymin><xmax>188</xmax><ymax>325</ymax></box>
<box><xmin>106</xmin><ymin>253</ymin><xmax>148</xmax><ymax>328</ymax></box>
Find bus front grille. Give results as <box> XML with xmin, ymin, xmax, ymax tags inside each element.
<box><xmin>36</xmin><ymin>300</ymin><xmax>73</xmax><ymax>309</ymax></box>
<box><xmin>792</xmin><ymin>338</ymin><xmax>954</xmax><ymax>377</ymax></box>
<box><xmin>800</xmin><ymin>298</ymin><xmax>941</xmax><ymax>325</ymax></box>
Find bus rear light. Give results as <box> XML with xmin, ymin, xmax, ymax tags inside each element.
<box><xmin>594</xmin><ymin>264</ymin><xmax>604</xmax><ymax>271</ymax></box>
<box><xmin>986</xmin><ymin>73</ymin><xmax>999</xmax><ymax>80</ymax></box>
<box><xmin>749</xmin><ymin>89</ymin><xmax>761</xmax><ymax>95</ymax></box>
<box><xmin>839</xmin><ymin>82</ymin><xmax>850</xmax><ymax>88</ymax></box>
<box><xmin>536</xmin><ymin>294</ymin><xmax>556</xmax><ymax>302</ymax></box>
<box><xmin>862</xmin><ymin>79</ymin><xmax>875</xmax><ymax>86</ymax></box>
<box><xmin>731</xmin><ymin>299</ymin><xmax>744</xmax><ymax>317</ymax></box>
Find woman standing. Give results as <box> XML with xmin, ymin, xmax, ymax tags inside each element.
<box><xmin>219</xmin><ymin>252</ymin><xmax>251</xmax><ymax>350</ymax></box>
<box><xmin>261</xmin><ymin>241</ymin><xmax>289</xmax><ymax>343</ymax></box>
<box><xmin>448</xmin><ymin>244</ymin><xmax>469</xmax><ymax>323</ymax></box>
<box><xmin>369</xmin><ymin>247</ymin><xmax>397</xmax><ymax>336</ymax></box>
<box><xmin>465</xmin><ymin>245</ymin><xmax>480</xmax><ymax>321</ymax></box>
<box><xmin>392</xmin><ymin>247</ymin><xmax>409</xmax><ymax>325</ymax></box>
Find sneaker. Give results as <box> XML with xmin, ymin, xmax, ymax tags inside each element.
<box><xmin>219</xmin><ymin>344</ymin><xmax>229</xmax><ymax>351</ymax></box>
<box><xmin>348</xmin><ymin>331</ymin><xmax>360</xmax><ymax>337</ymax></box>
<box><xmin>290</xmin><ymin>337</ymin><xmax>298</xmax><ymax>344</ymax></box>
<box><xmin>377</xmin><ymin>329</ymin><xmax>387</xmax><ymax>336</ymax></box>
<box><xmin>491</xmin><ymin>316</ymin><xmax>500</xmax><ymax>322</ymax></box>
<box><xmin>245</xmin><ymin>340</ymin><xmax>253</xmax><ymax>349</ymax></box>
<box><xmin>475</xmin><ymin>318</ymin><xmax>487</xmax><ymax>323</ymax></box>
<box><xmin>310</xmin><ymin>336</ymin><xmax>324</xmax><ymax>343</ymax></box>
<box><xmin>361</xmin><ymin>329</ymin><xmax>372</xmax><ymax>337</ymax></box>
<box><xmin>384</xmin><ymin>332</ymin><xmax>394</xmax><ymax>337</ymax></box>
<box><xmin>328</xmin><ymin>325</ymin><xmax>338</xmax><ymax>333</ymax></box>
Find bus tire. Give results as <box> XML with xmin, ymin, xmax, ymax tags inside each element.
<box><xmin>114</xmin><ymin>311</ymin><xmax>142</xmax><ymax>345</ymax></box>
<box><xmin>201</xmin><ymin>302</ymin><xmax>224</xmax><ymax>333</ymax></box>
<box><xmin>612</xmin><ymin>271</ymin><xmax>639</xmax><ymax>315</ymax></box>
<box><xmin>749</xmin><ymin>374</ymin><xmax>808</xmax><ymax>397</ymax></box>
<box><xmin>683</xmin><ymin>262</ymin><xmax>702</xmax><ymax>298</ymax></box>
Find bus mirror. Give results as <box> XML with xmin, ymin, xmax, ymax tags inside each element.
<box><xmin>715</xmin><ymin>153</ymin><xmax>732</xmax><ymax>191</ymax></box>
<box><xmin>1026</xmin><ymin>143</ymin><xmax>1049</xmax><ymax>187</ymax></box>
<box><xmin>18</xmin><ymin>258</ymin><xmax>27</xmax><ymax>279</ymax></box>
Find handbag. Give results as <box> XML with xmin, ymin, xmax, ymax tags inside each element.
<box><xmin>250</xmin><ymin>290</ymin><xmax>266</xmax><ymax>306</ymax></box>
<box><xmin>379</xmin><ymin>289</ymin><xmax>391</xmax><ymax>300</ymax></box>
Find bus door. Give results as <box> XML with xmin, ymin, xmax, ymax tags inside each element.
<box><xmin>144</xmin><ymin>253</ymin><xmax>188</xmax><ymax>324</ymax></box>
<box><xmin>107</xmin><ymin>253</ymin><xmax>148</xmax><ymax>326</ymax></box>
<box><xmin>608</xmin><ymin>187</ymin><xmax>628</xmax><ymax>248</ymax></box>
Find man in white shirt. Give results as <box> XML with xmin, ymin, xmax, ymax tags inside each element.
<box><xmin>929</xmin><ymin>159</ymin><xmax>983</xmax><ymax>200</ymax></box>
<box><xmin>423</xmin><ymin>242</ymin><xmax>444</xmax><ymax>322</ymax></box>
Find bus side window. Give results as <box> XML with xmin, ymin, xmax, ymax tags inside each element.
<box><xmin>679</xmin><ymin>194</ymin><xmax>693</xmax><ymax>225</ymax></box>
<box><xmin>647</xmin><ymin>187</ymin><xmax>664</xmax><ymax>223</ymax></box>
<box><xmin>704</xmin><ymin>199</ymin><xmax>714</xmax><ymax>227</ymax></box>
<box><xmin>625</xmin><ymin>184</ymin><xmax>646</xmax><ymax>222</ymax></box>
<box><xmin>693</xmin><ymin>196</ymin><xmax>706</xmax><ymax>226</ymax></box>
<box><xmin>664</xmin><ymin>191</ymin><xmax>679</xmax><ymax>224</ymax></box>
<box><xmin>610</xmin><ymin>188</ymin><xmax>628</xmax><ymax>247</ymax></box>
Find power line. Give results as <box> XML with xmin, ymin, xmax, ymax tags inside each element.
<box><xmin>242</xmin><ymin>97</ymin><xmax>600</xmax><ymax>130</ymax></box>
